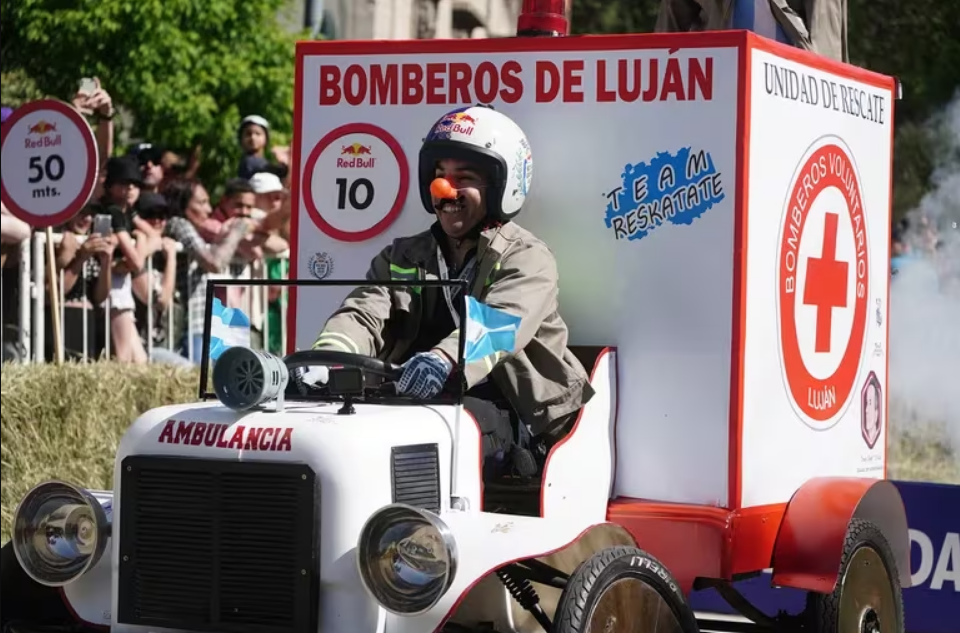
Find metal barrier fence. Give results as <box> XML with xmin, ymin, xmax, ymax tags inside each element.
<box><xmin>0</xmin><ymin>232</ymin><xmax>290</xmax><ymax>364</ymax></box>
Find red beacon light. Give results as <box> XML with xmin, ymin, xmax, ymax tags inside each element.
<box><xmin>516</xmin><ymin>0</ymin><xmax>569</xmax><ymax>37</ymax></box>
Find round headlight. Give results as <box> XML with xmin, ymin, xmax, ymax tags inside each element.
<box><xmin>356</xmin><ymin>504</ymin><xmax>457</xmax><ymax>615</ymax></box>
<box><xmin>13</xmin><ymin>481</ymin><xmax>110</xmax><ymax>587</ymax></box>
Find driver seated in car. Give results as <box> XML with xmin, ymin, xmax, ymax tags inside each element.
<box><xmin>300</xmin><ymin>104</ymin><xmax>594</xmax><ymax>476</ymax></box>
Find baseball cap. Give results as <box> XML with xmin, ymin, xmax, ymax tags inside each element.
<box><xmin>240</xmin><ymin>114</ymin><xmax>269</xmax><ymax>131</ymax></box>
<box><xmin>104</xmin><ymin>156</ymin><xmax>145</xmax><ymax>187</ymax></box>
<box><xmin>249</xmin><ymin>172</ymin><xmax>284</xmax><ymax>194</ymax></box>
<box><xmin>129</xmin><ymin>142</ymin><xmax>165</xmax><ymax>165</ymax></box>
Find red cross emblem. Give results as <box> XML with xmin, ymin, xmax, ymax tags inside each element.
<box><xmin>804</xmin><ymin>211</ymin><xmax>848</xmax><ymax>353</ymax></box>
<box><xmin>778</xmin><ymin>141</ymin><xmax>870</xmax><ymax>426</ymax></box>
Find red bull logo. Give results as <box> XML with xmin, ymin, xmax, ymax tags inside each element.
<box><xmin>435</xmin><ymin>111</ymin><xmax>476</xmax><ymax>137</ymax></box>
<box><xmin>24</xmin><ymin>119</ymin><xmax>62</xmax><ymax>149</ymax></box>
<box><xmin>337</xmin><ymin>142</ymin><xmax>376</xmax><ymax>168</ymax></box>
<box><xmin>448</xmin><ymin>112</ymin><xmax>476</xmax><ymax>125</ymax></box>
<box><xmin>341</xmin><ymin>142</ymin><xmax>372</xmax><ymax>155</ymax></box>
<box><xmin>28</xmin><ymin>120</ymin><xmax>57</xmax><ymax>135</ymax></box>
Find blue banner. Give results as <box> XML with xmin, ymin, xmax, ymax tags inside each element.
<box><xmin>688</xmin><ymin>481</ymin><xmax>959</xmax><ymax>633</ymax></box>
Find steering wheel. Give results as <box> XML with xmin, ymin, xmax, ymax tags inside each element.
<box><xmin>283</xmin><ymin>349</ymin><xmax>403</xmax><ymax>379</ymax></box>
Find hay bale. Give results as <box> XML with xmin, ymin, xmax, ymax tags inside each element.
<box><xmin>1</xmin><ymin>361</ymin><xmax>198</xmax><ymax>542</ymax></box>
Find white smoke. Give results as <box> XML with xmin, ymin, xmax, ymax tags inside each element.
<box><xmin>888</xmin><ymin>90</ymin><xmax>960</xmax><ymax>457</ymax></box>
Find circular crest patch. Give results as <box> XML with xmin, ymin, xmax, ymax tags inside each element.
<box><xmin>776</xmin><ymin>135</ymin><xmax>870</xmax><ymax>430</ymax></box>
<box><xmin>308</xmin><ymin>252</ymin><xmax>334</xmax><ymax>280</ymax></box>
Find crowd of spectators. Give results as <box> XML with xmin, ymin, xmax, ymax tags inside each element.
<box><xmin>1</xmin><ymin>79</ymin><xmax>292</xmax><ymax>364</ymax></box>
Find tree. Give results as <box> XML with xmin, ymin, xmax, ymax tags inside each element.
<box><xmin>1</xmin><ymin>0</ymin><xmax>302</xmax><ymax>192</ymax></box>
<box><xmin>566</xmin><ymin>0</ymin><xmax>960</xmax><ymax>218</ymax></box>
<box><xmin>848</xmin><ymin>0</ymin><xmax>960</xmax><ymax>124</ymax></box>
<box><xmin>0</xmin><ymin>69</ymin><xmax>46</xmax><ymax>107</ymax></box>
<box><xmin>569</xmin><ymin>0</ymin><xmax>658</xmax><ymax>35</ymax></box>
<box><xmin>568</xmin><ymin>0</ymin><xmax>959</xmax><ymax>124</ymax></box>
<box><xmin>846</xmin><ymin>0</ymin><xmax>960</xmax><ymax>218</ymax></box>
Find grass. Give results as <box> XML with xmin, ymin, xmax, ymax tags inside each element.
<box><xmin>1</xmin><ymin>361</ymin><xmax>958</xmax><ymax>543</ymax></box>
<box><xmin>887</xmin><ymin>399</ymin><xmax>960</xmax><ymax>484</ymax></box>
<box><xmin>2</xmin><ymin>361</ymin><xmax>198</xmax><ymax>543</ymax></box>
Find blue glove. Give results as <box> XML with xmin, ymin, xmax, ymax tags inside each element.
<box><xmin>398</xmin><ymin>351</ymin><xmax>453</xmax><ymax>399</ymax></box>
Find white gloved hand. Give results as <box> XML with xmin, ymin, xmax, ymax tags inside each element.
<box><xmin>297</xmin><ymin>365</ymin><xmax>329</xmax><ymax>389</ymax></box>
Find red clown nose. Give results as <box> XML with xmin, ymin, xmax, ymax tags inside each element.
<box><xmin>430</xmin><ymin>177</ymin><xmax>458</xmax><ymax>200</ymax></box>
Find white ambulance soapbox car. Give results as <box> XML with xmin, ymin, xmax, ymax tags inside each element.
<box><xmin>3</xmin><ymin>26</ymin><xmax>908</xmax><ymax>633</ymax></box>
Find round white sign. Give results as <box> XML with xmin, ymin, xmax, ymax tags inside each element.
<box><xmin>776</xmin><ymin>135</ymin><xmax>870</xmax><ymax>429</ymax></box>
<box><xmin>0</xmin><ymin>99</ymin><xmax>99</xmax><ymax>228</ymax></box>
<box><xmin>302</xmin><ymin>123</ymin><xmax>409</xmax><ymax>242</ymax></box>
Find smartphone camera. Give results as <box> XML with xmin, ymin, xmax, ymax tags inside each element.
<box><xmin>78</xmin><ymin>78</ymin><xmax>97</xmax><ymax>96</ymax></box>
<box><xmin>92</xmin><ymin>214</ymin><xmax>113</xmax><ymax>236</ymax></box>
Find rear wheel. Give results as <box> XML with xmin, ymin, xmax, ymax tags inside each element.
<box><xmin>804</xmin><ymin>518</ymin><xmax>904</xmax><ymax>633</ymax></box>
<box><xmin>553</xmin><ymin>546</ymin><xmax>699</xmax><ymax>633</ymax></box>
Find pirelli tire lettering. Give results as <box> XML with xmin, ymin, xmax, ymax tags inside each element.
<box><xmin>629</xmin><ymin>553</ymin><xmax>682</xmax><ymax>596</ymax></box>
<box><xmin>552</xmin><ymin>546</ymin><xmax>699</xmax><ymax>633</ymax></box>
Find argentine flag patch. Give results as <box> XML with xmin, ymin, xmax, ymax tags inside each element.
<box><xmin>463</xmin><ymin>296</ymin><xmax>522</xmax><ymax>364</ymax></box>
<box><xmin>209</xmin><ymin>298</ymin><xmax>251</xmax><ymax>361</ymax></box>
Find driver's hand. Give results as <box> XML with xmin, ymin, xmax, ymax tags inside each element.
<box><xmin>296</xmin><ymin>365</ymin><xmax>329</xmax><ymax>388</ymax></box>
<box><xmin>397</xmin><ymin>351</ymin><xmax>452</xmax><ymax>399</ymax></box>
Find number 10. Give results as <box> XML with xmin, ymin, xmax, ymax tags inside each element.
<box><xmin>335</xmin><ymin>177</ymin><xmax>374</xmax><ymax>211</ymax></box>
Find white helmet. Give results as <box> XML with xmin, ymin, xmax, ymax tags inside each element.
<box><xmin>418</xmin><ymin>105</ymin><xmax>533</xmax><ymax>224</ymax></box>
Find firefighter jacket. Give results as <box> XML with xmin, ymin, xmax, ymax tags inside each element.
<box><xmin>655</xmin><ymin>0</ymin><xmax>848</xmax><ymax>63</ymax></box>
<box><xmin>312</xmin><ymin>221</ymin><xmax>595</xmax><ymax>436</ymax></box>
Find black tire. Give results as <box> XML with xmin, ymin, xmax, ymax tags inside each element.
<box><xmin>553</xmin><ymin>545</ymin><xmax>699</xmax><ymax>633</ymax></box>
<box><xmin>1</xmin><ymin>542</ymin><xmax>73</xmax><ymax>628</ymax></box>
<box><xmin>804</xmin><ymin>518</ymin><xmax>904</xmax><ymax>633</ymax></box>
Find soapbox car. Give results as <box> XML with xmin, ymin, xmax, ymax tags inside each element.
<box><xmin>3</xmin><ymin>0</ymin><xmax>910</xmax><ymax>627</ymax></box>
<box><xmin>2</xmin><ymin>275</ymin><xmax>910</xmax><ymax>633</ymax></box>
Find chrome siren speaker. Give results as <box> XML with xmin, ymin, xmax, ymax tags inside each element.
<box><xmin>13</xmin><ymin>481</ymin><xmax>112</xmax><ymax>587</ymax></box>
<box><xmin>213</xmin><ymin>346</ymin><xmax>289</xmax><ymax>411</ymax></box>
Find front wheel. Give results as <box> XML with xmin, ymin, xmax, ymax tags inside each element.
<box><xmin>1</xmin><ymin>542</ymin><xmax>74</xmax><ymax>629</ymax></box>
<box><xmin>804</xmin><ymin>518</ymin><xmax>904</xmax><ymax>633</ymax></box>
<box><xmin>553</xmin><ymin>545</ymin><xmax>699</xmax><ymax>633</ymax></box>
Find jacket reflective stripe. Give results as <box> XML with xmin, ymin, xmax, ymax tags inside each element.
<box><xmin>313</xmin><ymin>331</ymin><xmax>360</xmax><ymax>354</ymax></box>
<box><xmin>485</xmin><ymin>262</ymin><xmax>501</xmax><ymax>287</ymax></box>
<box><xmin>389</xmin><ymin>263</ymin><xmax>421</xmax><ymax>293</ymax></box>
<box><xmin>389</xmin><ymin>264</ymin><xmax>417</xmax><ymax>277</ymax></box>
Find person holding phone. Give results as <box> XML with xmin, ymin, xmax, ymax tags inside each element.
<box><xmin>50</xmin><ymin>206</ymin><xmax>116</xmax><ymax>359</ymax></box>
<box><xmin>71</xmin><ymin>77</ymin><xmax>115</xmax><ymax>200</ymax></box>
<box><xmin>83</xmin><ymin>156</ymin><xmax>149</xmax><ymax>363</ymax></box>
<box><xmin>56</xmin><ymin>209</ymin><xmax>115</xmax><ymax>307</ymax></box>
<box><xmin>130</xmin><ymin>192</ymin><xmax>183</xmax><ymax>364</ymax></box>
